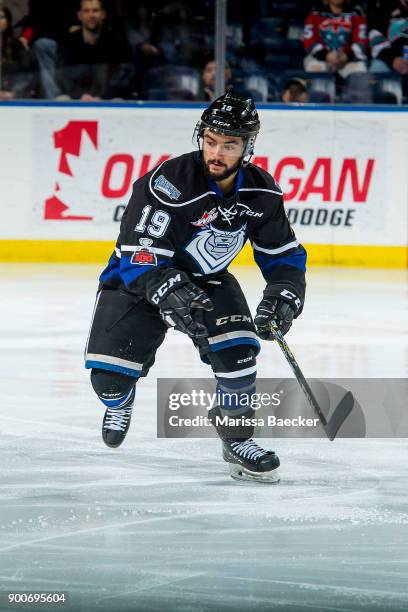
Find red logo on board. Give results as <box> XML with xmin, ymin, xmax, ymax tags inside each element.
<box><xmin>44</xmin><ymin>121</ymin><xmax>98</xmax><ymax>221</ymax></box>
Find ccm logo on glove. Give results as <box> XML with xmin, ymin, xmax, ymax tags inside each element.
<box><xmin>280</xmin><ymin>289</ymin><xmax>302</xmax><ymax>310</ymax></box>
<box><xmin>254</xmin><ymin>282</ymin><xmax>304</xmax><ymax>340</ymax></box>
<box><xmin>151</xmin><ymin>273</ymin><xmax>182</xmax><ymax>304</ymax></box>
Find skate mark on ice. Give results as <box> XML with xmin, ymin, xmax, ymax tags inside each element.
<box><xmin>0</xmin><ymin>508</ymin><xmax>229</xmax><ymax>554</ymax></box>
<box><xmin>227</xmin><ymin>575</ymin><xmax>408</xmax><ymax>605</ymax></box>
<box><xmin>94</xmin><ymin>572</ymin><xmax>205</xmax><ymax>605</ymax></box>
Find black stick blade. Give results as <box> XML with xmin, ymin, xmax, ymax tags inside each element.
<box><xmin>326</xmin><ymin>391</ymin><xmax>355</xmax><ymax>441</ymax></box>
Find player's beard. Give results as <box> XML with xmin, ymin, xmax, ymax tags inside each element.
<box><xmin>203</xmin><ymin>157</ymin><xmax>242</xmax><ymax>182</ymax></box>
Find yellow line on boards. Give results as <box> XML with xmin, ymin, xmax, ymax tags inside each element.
<box><xmin>0</xmin><ymin>240</ymin><xmax>406</xmax><ymax>268</ymax></box>
<box><xmin>0</xmin><ymin>240</ymin><xmax>115</xmax><ymax>263</ymax></box>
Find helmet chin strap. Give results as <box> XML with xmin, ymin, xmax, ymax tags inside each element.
<box><xmin>241</xmin><ymin>149</ymin><xmax>253</xmax><ymax>167</ymax></box>
<box><xmin>236</xmin><ymin>138</ymin><xmax>255</xmax><ymax>167</ymax></box>
<box><xmin>242</xmin><ymin>134</ymin><xmax>257</xmax><ymax>165</ymax></box>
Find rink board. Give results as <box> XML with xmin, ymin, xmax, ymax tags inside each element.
<box><xmin>0</xmin><ymin>239</ymin><xmax>406</xmax><ymax>268</ymax></box>
<box><xmin>0</xmin><ymin>101</ymin><xmax>407</xmax><ymax>267</ymax></box>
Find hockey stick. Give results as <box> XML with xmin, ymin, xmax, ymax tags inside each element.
<box><xmin>270</xmin><ymin>323</ymin><xmax>354</xmax><ymax>441</ymax></box>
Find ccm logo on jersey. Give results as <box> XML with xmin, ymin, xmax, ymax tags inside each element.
<box><xmin>217</xmin><ymin>203</ymin><xmax>263</xmax><ymax>225</ymax></box>
<box><xmin>216</xmin><ymin>314</ymin><xmax>252</xmax><ymax>326</ymax></box>
<box><xmin>151</xmin><ymin>273</ymin><xmax>182</xmax><ymax>304</ymax></box>
<box><xmin>280</xmin><ymin>289</ymin><xmax>302</xmax><ymax>309</ymax></box>
<box><xmin>237</xmin><ymin>355</ymin><xmax>253</xmax><ymax>364</ymax></box>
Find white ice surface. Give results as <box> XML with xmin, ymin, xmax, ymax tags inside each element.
<box><xmin>0</xmin><ymin>264</ymin><xmax>407</xmax><ymax>612</ymax></box>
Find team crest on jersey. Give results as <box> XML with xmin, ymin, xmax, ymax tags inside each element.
<box><xmin>191</xmin><ymin>207</ymin><xmax>218</xmax><ymax>227</ymax></box>
<box><xmin>131</xmin><ymin>238</ymin><xmax>157</xmax><ymax>265</ymax></box>
<box><xmin>184</xmin><ymin>223</ymin><xmax>247</xmax><ymax>274</ymax></box>
<box><xmin>154</xmin><ymin>175</ymin><xmax>181</xmax><ymax>200</ymax></box>
<box><xmin>320</xmin><ymin>16</ymin><xmax>352</xmax><ymax>49</ymax></box>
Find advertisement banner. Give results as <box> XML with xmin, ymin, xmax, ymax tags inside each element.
<box><xmin>32</xmin><ymin>111</ymin><xmax>193</xmax><ymax>237</ymax></box>
<box><xmin>0</xmin><ymin>103</ymin><xmax>407</xmax><ymax>265</ymax></box>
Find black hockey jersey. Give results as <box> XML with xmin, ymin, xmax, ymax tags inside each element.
<box><xmin>100</xmin><ymin>151</ymin><xmax>306</xmax><ymax>301</ymax></box>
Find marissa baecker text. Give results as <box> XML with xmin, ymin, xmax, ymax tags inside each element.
<box><xmin>168</xmin><ymin>415</ymin><xmax>320</xmax><ymax>428</ymax></box>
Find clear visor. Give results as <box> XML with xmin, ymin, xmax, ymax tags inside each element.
<box><xmin>203</xmin><ymin>129</ymin><xmax>245</xmax><ymax>158</ymax></box>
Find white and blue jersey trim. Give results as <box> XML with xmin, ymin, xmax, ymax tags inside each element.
<box><xmin>207</xmin><ymin>331</ymin><xmax>261</xmax><ymax>354</ymax></box>
<box><xmin>214</xmin><ymin>364</ymin><xmax>257</xmax><ymax>378</ymax></box>
<box><xmin>85</xmin><ymin>353</ymin><xmax>143</xmax><ymax>378</ymax></box>
<box><xmin>253</xmin><ymin>239</ymin><xmax>299</xmax><ymax>255</ymax></box>
<box><xmin>254</xmin><ymin>245</ymin><xmax>307</xmax><ymax>274</ymax></box>
<box><xmin>149</xmin><ymin>160</ymin><xmax>216</xmax><ymax>207</ymax></box>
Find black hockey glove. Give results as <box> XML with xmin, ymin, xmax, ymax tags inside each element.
<box><xmin>254</xmin><ymin>283</ymin><xmax>303</xmax><ymax>340</ymax></box>
<box><xmin>146</xmin><ymin>269</ymin><xmax>213</xmax><ymax>339</ymax></box>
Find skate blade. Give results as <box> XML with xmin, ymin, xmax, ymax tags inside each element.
<box><xmin>228</xmin><ymin>464</ymin><xmax>280</xmax><ymax>484</ymax></box>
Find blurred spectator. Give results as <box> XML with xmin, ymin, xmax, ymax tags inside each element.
<box><xmin>19</xmin><ymin>0</ymin><xmax>77</xmax><ymax>46</ymax></box>
<box><xmin>368</xmin><ymin>0</ymin><xmax>408</xmax><ymax>75</ymax></box>
<box><xmin>122</xmin><ymin>3</ymin><xmax>163</xmax><ymax>79</ymax></box>
<box><xmin>150</xmin><ymin>1</ymin><xmax>190</xmax><ymax>64</ymax></box>
<box><xmin>19</xmin><ymin>1</ymin><xmax>78</xmax><ymax>98</ymax></box>
<box><xmin>199</xmin><ymin>56</ymin><xmax>232</xmax><ymax>101</ymax></box>
<box><xmin>57</xmin><ymin>0</ymin><xmax>131</xmax><ymax>100</ymax></box>
<box><xmin>304</xmin><ymin>0</ymin><xmax>368</xmax><ymax>78</ymax></box>
<box><xmin>282</xmin><ymin>77</ymin><xmax>310</xmax><ymax>102</ymax></box>
<box><xmin>125</xmin><ymin>1</ymin><xmax>214</xmax><ymax>68</ymax></box>
<box><xmin>0</xmin><ymin>5</ymin><xmax>38</xmax><ymax>99</ymax></box>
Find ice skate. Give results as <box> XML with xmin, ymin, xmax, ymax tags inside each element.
<box><xmin>102</xmin><ymin>402</ymin><xmax>133</xmax><ymax>448</ymax></box>
<box><xmin>223</xmin><ymin>438</ymin><xmax>280</xmax><ymax>483</ymax></box>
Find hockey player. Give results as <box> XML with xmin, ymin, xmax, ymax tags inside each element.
<box><xmin>85</xmin><ymin>92</ymin><xmax>307</xmax><ymax>482</ymax></box>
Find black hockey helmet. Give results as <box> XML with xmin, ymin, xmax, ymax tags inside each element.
<box><xmin>193</xmin><ymin>91</ymin><xmax>260</xmax><ymax>164</ymax></box>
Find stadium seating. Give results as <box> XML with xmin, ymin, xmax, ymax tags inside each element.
<box><xmin>280</xmin><ymin>70</ymin><xmax>336</xmax><ymax>104</ymax></box>
<box><xmin>144</xmin><ymin>66</ymin><xmax>200</xmax><ymax>101</ymax></box>
<box><xmin>232</xmin><ymin>71</ymin><xmax>270</xmax><ymax>102</ymax></box>
<box><xmin>371</xmin><ymin>73</ymin><xmax>403</xmax><ymax>105</ymax></box>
